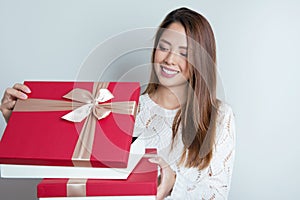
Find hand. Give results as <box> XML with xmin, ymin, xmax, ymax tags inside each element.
<box><xmin>149</xmin><ymin>156</ymin><xmax>176</xmax><ymax>200</ymax></box>
<box><xmin>0</xmin><ymin>83</ymin><xmax>31</xmax><ymax>122</ymax></box>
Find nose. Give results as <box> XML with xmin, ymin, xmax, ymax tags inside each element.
<box><xmin>164</xmin><ymin>51</ymin><xmax>177</xmax><ymax>65</ymax></box>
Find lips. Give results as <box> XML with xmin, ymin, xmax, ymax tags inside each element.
<box><xmin>160</xmin><ymin>65</ymin><xmax>179</xmax><ymax>78</ymax></box>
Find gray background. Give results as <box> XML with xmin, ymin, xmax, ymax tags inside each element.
<box><xmin>1</xmin><ymin>0</ymin><xmax>300</xmax><ymax>199</ymax></box>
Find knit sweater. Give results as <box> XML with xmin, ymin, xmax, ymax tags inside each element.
<box><xmin>134</xmin><ymin>94</ymin><xmax>236</xmax><ymax>200</ymax></box>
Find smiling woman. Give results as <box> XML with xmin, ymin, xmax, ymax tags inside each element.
<box><xmin>135</xmin><ymin>7</ymin><xmax>236</xmax><ymax>200</ymax></box>
<box><xmin>0</xmin><ymin>6</ymin><xmax>235</xmax><ymax>200</ymax></box>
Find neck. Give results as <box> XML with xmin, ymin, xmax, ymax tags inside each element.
<box><xmin>150</xmin><ymin>84</ymin><xmax>187</xmax><ymax>110</ymax></box>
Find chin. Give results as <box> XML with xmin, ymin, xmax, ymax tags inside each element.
<box><xmin>157</xmin><ymin>77</ymin><xmax>188</xmax><ymax>89</ymax></box>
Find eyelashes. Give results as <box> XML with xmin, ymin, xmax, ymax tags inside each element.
<box><xmin>158</xmin><ymin>44</ymin><xmax>169</xmax><ymax>52</ymax></box>
<box><xmin>158</xmin><ymin>44</ymin><xmax>188</xmax><ymax>57</ymax></box>
<box><xmin>180</xmin><ymin>52</ymin><xmax>188</xmax><ymax>57</ymax></box>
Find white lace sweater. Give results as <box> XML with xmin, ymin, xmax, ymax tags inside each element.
<box><xmin>134</xmin><ymin>94</ymin><xmax>236</xmax><ymax>200</ymax></box>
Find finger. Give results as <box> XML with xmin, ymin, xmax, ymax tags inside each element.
<box><xmin>148</xmin><ymin>156</ymin><xmax>161</xmax><ymax>164</ymax></box>
<box><xmin>144</xmin><ymin>153</ymin><xmax>158</xmax><ymax>158</ymax></box>
<box><xmin>148</xmin><ymin>157</ymin><xmax>159</xmax><ymax>164</ymax></box>
<box><xmin>148</xmin><ymin>157</ymin><xmax>169</xmax><ymax>168</ymax></box>
<box><xmin>13</xmin><ymin>83</ymin><xmax>31</xmax><ymax>93</ymax></box>
<box><xmin>5</xmin><ymin>88</ymin><xmax>28</xmax><ymax>100</ymax></box>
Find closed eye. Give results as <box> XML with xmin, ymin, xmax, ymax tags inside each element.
<box><xmin>158</xmin><ymin>44</ymin><xmax>169</xmax><ymax>52</ymax></box>
<box><xmin>180</xmin><ymin>52</ymin><xmax>188</xmax><ymax>57</ymax></box>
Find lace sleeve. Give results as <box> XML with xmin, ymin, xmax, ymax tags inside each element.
<box><xmin>168</xmin><ymin>105</ymin><xmax>236</xmax><ymax>200</ymax></box>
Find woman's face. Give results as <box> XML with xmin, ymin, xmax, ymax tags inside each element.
<box><xmin>154</xmin><ymin>22</ymin><xmax>189</xmax><ymax>89</ymax></box>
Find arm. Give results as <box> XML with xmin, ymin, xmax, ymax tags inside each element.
<box><xmin>149</xmin><ymin>156</ymin><xmax>176</xmax><ymax>200</ymax></box>
<box><xmin>0</xmin><ymin>83</ymin><xmax>31</xmax><ymax>122</ymax></box>
<box><xmin>169</xmin><ymin>106</ymin><xmax>236</xmax><ymax>200</ymax></box>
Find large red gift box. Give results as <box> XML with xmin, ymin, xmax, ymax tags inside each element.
<box><xmin>0</xmin><ymin>81</ymin><xmax>141</xmax><ymax>174</ymax></box>
<box><xmin>37</xmin><ymin>149</ymin><xmax>158</xmax><ymax>200</ymax></box>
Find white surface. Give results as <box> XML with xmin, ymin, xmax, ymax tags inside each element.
<box><xmin>0</xmin><ymin>0</ymin><xmax>300</xmax><ymax>200</ymax></box>
<box><xmin>0</xmin><ymin>138</ymin><xmax>144</xmax><ymax>179</ymax></box>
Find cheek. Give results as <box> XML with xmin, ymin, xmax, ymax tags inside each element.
<box><xmin>181</xmin><ymin>62</ymin><xmax>190</xmax><ymax>78</ymax></box>
<box><xmin>154</xmin><ymin>50</ymin><xmax>165</xmax><ymax>63</ymax></box>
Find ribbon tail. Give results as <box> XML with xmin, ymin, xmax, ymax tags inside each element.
<box><xmin>72</xmin><ymin>113</ymin><xmax>96</xmax><ymax>167</ymax></box>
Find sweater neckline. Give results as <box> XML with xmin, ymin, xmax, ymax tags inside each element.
<box><xmin>143</xmin><ymin>93</ymin><xmax>179</xmax><ymax>116</ymax></box>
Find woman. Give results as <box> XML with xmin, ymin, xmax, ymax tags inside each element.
<box><xmin>133</xmin><ymin>7</ymin><xmax>235</xmax><ymax>199</ymax></box>
<box><xmin>0</xmin><ymin>7</ymin><xmax>235</xmax><ymax>200</ymax></box>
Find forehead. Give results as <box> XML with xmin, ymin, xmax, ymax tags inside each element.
<box><xmin>160</xmin><ymin>22</ymin><xmax>187</xmax><ymax>46</ymax></box>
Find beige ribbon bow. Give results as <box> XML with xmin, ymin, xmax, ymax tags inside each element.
<box><xmin>62</xmin><ymin>88</ymin><xmax>116</xmax><ymax>122</ymax></box>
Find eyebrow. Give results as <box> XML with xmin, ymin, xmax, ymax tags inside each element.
<box><xmin>160</xmin><ymin>39</ymin><xmax>187</xmax><ymax>50</ymax></box>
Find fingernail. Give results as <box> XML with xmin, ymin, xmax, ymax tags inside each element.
<box><xmin>25</xmin><ymin>88</ymin><xmax>31</xmax><ymax>93</ymax></box>
<box><xmin>21</xmin><ymin>93</ymin><xmax>28</xmax><ymax>99</ymax></box>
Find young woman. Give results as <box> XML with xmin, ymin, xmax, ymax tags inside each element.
<box><xmin>132</xmin><ymin>7</ymin><xmax>235</xmax><ymax>200</ymax></box>
<box><xmin>0</xmin><ymin>7</ymin><xmax>235</xmax><ymax>200</ymax></box>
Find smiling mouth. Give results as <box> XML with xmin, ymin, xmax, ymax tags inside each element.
<box><xmin>161</xmin><ymin>66</ymin><xmax>180</xmax><ymax>75</ymax></box>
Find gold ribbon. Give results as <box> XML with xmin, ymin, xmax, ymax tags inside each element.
<box><xmin>67</xmin><ymin>179</ymin><xmax>87</xmax><ymax>197</ymax></box>
<box><xmin>14</xmin><ymin>82</ymin><xmax>137</xmax><ymax>167</ymax></box>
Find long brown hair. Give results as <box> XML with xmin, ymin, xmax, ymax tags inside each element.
<box><xmin>143</xmin><ymin>7</ymin><xmax>218</xmax><ymax>169</ymax></box>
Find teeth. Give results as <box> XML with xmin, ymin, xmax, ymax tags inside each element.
<box><xmin>162</xmin><ymin>67</ymin><xmax>179</xmax><ymax>75</ymax></box>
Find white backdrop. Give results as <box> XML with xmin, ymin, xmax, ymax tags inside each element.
<box><xmin>1</xmin><ymin>0</ymin><xmax>300</xmax><ymax>199</ymax></box>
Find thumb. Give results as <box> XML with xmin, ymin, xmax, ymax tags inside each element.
<box><xmin>149</xmin><ymin>157</ymin><xmax>169</xmax><ymax>169</ymax></box>
<box><xmin>1</xmin><ymin>100</ymin><xmax>16</xmax><ymax>111</ymax></box>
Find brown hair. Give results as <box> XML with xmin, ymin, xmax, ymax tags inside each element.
<box><xmin>143</xmin><ymin>7</ymin><xmax>218</xmax><ymax>169</ymax></box>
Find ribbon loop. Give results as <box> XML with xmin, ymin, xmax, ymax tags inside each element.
<box><xmin>62</xmin><ymin>88</ymin><xmax>116</xmax><ymax>123</ymax></box>
<box><xmin>63</xmin><ymin>88</ymin><xmax>94</xmax><ymax>103</ymax></box>
<box><xmin>96</xmin><ymin>88</ymin><xmax>114</xmax><ymax>103</ymax></box>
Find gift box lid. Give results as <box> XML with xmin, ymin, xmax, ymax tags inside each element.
<box><xmin>0</xmin><ymin>81</ymin><xmax>140</xmax><ymax>168</ymax></box>
<box><xmin>37</xmin><ymin>149</ymin><xmax>158</xmax><ymax>198</ymax></box>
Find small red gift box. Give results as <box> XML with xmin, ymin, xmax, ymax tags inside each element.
<box><xmin>0</xmin><ymin>81</ymin><xmax>142</xmax><ymax>178</ymax></box>
<box><xmin>37</xmin><ymin>149</ymin><xmax>158</xmax><ymax>200</ymax></box>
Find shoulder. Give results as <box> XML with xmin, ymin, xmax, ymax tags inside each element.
<box><xmin>137</xmin><ymin>94</ymin><xmax>150</xmax><ymax>113</ymax></box>
<box><xmin>216</xmin><ymin>100</ymin><xmax>234</xmax><ymax>124</ymax></box>
<box><xmin>217</xmin><ymin>100</ymin><xmax>233</xmax><ymax>114</ymax></box>
<box><xmin>214</xmin><ymin>101</ymin><xmax>235</xmax><ymax>143</ymax></box>
<box><xmin>138</xmin><ymin>94</ymin><xmax>149</xmax><ymax>105</ymax></box>
<box><xmin>136</xmin><ymin>93</ymin><xmax>155</xmax><ymax>119</ymax></box>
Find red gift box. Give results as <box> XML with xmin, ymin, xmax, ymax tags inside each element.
<box><xmin>0</xmin><ymin>81</ymin><xmax>140</xmax><ymax>169</ymax></box>
<box><xmin>37</xmin><ymin>149</ymin><xmax>158</xmax><ymax>199</ymax></box>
